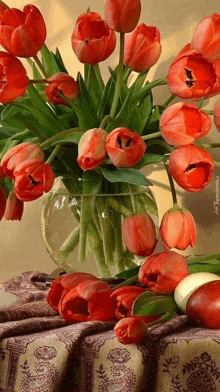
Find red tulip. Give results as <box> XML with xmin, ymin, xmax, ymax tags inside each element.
<box><xmin>71</xmin><ymin>12</ymin><xmax>116</xmax><ymax>65</ymax></box>
<box><xmin>59</xmin><ymin>279</ymin><xmax>116</xmax><ymax>322</ymax></box>
<box><xmin>214</xmin><ymin>99</ymin><xmax>220</xmax><ymax>132</ymax></box>
<box><xmin>106</xmin><ymin>127</ymin><xmax>146</xmax><ymax>167</ymax></box>
<box><xmin>114</xmin><ymin>316</ymin><xmax>148</xmax><ymax>345</ymax></box>
<box><xmin>124</xmin><ymin>24</ymin><xmax>162</xmax><ymax>72</ymax></box>
<box><xmin>0</xmin><ymin>1</ymin><xmax>8</xmax><ymax>19</ymax></box>
<box><xmin>191</xmin><ymin>14</ymin><xmax>220</xmax><ymax>62</ymax></box>
<box><xmin>186</xmin><ymin>280</ymin><xmax>220</xmax><ymax>328</ymax></box>
<box><xmin>77</xmin><ymin>128</ymin><xmax>108</xmax><ymax>171</ymax></box>
<box><xmin>104</xmin><ymin>0</ymin><xmax>141</xmax><ymax>33</ymax></box>
<box><xmin>45</xmin><ymin>73</ymin><xmax>80</xmax><ymax>106</ymax></box>
<box><xmin>122</xmin><ymin>212</ymin><xmax>158</xmax><ymax>257</ymax></box>
<box><xmin>47</xmin><ymin>272</ymin><xmax>98</xmax><ymax>313</ymax></box>
<box><xmin>13</xmin><ymin>159</ymin><xmax>55</xmax><ymax>202</ymax></box>
<box><xmin>160</xmin><ymin>102</ymin><xmax>211</xmax><ymax>146</ymax></box>
<box><xmin>0</xmin><ymin>183</ymin><xmax>7</xmax><ymax>220</ymax></box>
<box><xmin>168</xmin><ymin>145</ymin><xmax>214</xmax><ymax>192</ymax></box>
<box><xmin>159</xmin><ymin>206</ymin><xmax>197</xmax><ymax>251</ymax></box>
<box><xmin>0</xmin><ymin>4</ymin><xmax>46</xmax><ymax>57</ymax></box>
<box><xmin>3</xmin><ymin>189</ymin><xmax>23</xmax><ymax>221</ymax></box>
<box><xmin>138</xmin><ymin>250</ymin><xmax>189</xmax><ymax>294</ymax></box>
<box><xmin>0</xmin><ymin>51</ymin><xmax>28</xmax><ymax>103</ymax></box>
<box><xmin>1</xmin><ymin>142</ymin><xmax>44</xmax><ymax>178</ymax></box>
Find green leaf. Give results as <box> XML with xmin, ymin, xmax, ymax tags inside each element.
<box><xmin>84</xmin><ymin>63</ymin><xmax>89</xmax><ymax>85</ymax></box>
<box><xmin>0</xmin><ymin>127</ymin><xmax>21</xmax><ymax>139</ymax></box>
<box><xmin>71</xmin><ymin>101</ymin><xmax>98</xmax><ymax>128</ymax></box>
<box><xmin>145</xmin><ymin>106</ymin><xmax>160</xmax><ymax>132</ymax></box>
<box><xmin>101</xmin><ymin>167</ymin><xmax>152</xmax><ymax>186</ymax></box>
<box><xmin>135</xmin><ymin>154</ymin><xmax>166</xmax><ymax>169</ymax></box>
<box><xmin>53</xmin><ymin>49</ymin><xmax>68</xmax><ymax>73</ymax></box>
<box><xmin>51</xmin><ymin>130</ymin><xmax>85</xmax><ymax>145</ymax></box>
<box><xmin>97</xmin><ymin>78</ymin><xmax>115</xmax><ymax>121</ymax></box>
<box><xmin>130</xmin><ymin>69</ymin><xmax>149</xmax><ymax>93</ymax></box>
<box><xmin>188</xmin><ymin>263</ymin><xmax>220</xmax><ymax>275</ymax></box>
<box><xmin>41</xmin><ymin>44</ymin><xmax>56</xmax><ymax>76</ymax></box>
<box><xmin>132</xmin><ymin>292</ymin><xmax>177</xmax><ymax>316</ymax></box>
<box><xmin>30</xmin><ymin>60</ymin><xmax>45</xmax><ymax>92</ymax></box>
<box><xmin>108</xmin><ymin>67</ymin><xmax>129</xmax><ymax>102</ymax></box>
<box><xmin>1</xmin><ymin>105</ymin><xmax>22</xmax><ymax>121</ymax></box>
<box><xmin>131</xmin><ymin>78</ymin><xmax>166</xmax><ymax>106</ymax></box>
<box><xmin>116</xmin><ymin>266</ymin><xmax>140</xmax><ymax>279</ymax></box>
<box><xmin>77</xmin><ymin>72</ymin><xmax>97</xmax><ymax>117</ymax></box>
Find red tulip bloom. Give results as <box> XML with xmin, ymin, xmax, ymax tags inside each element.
<box><xmin>0</xmin><ymin>1</ymin><xmax>8</xmax><ymax>19</ymax></box>
<box><xmin>0</xmin><ymin>4</ymin><xmax>46</xmax><ymax>57</ymax></box>
<box><xmin>0</xmin><ymin>183</ymin><xmax>7</xmax><ymax>220</ymax></box>
<box><xmin>72</xmin><ymin>12</ymin><xmax>116</xmax><ymax>65</ymax></box>
<box><xmin>77</xmin><ymin>128</ymin><xmax>108</xmax><ymax>171</ymax></box>
<box><xmin>3</xmin><ymin>189</ymin><xmax>23</xmax><ymax>221</ymax></box>
<box><xmin>159</xmin><ymin>206</ymin><xmax>197</xmax><ymax>250</ymax></box>
<box><xmin>47</xmin><ymin>272</ymin><xmax>98</xmax><ymax>313</ymax></box>
<box><xmin>160</xmin><ymin>102</ymin><xmax>211</xmax><ymax>146</ymax></box>
<box><xmin>114</xmin><ymin>316</ymin><xmax>148</xmax><ymax>345</ymax></box>
<box><xmin>14</xmin><ymin>159</ymin><xmax>55</xmax><ymax>202</ymax></box>
<box><xmin>191</xmin><ymin>14</ymin><xmax>220</xmax><ymax>62</ymax></box>
<box><xmin>1</xmin><ymin>142</ymin><xmax>44</xmax><ymax>178</ymax></box>
<box><xmin>168</xmin><ymin>145</ymin><xmax>214</xmax><ymax>192</ymax></box>
<box><xmin>104</xmin><ymin>0</ymin><xmax>141</xmax><ymax>33</ymax></box>
<box><xmin>138</xmin><ymin>250</ymin><xmax>189</xmax><ymax>294</ymax></box>
<box><xmin>124</xmin><ymin>24</ymin><xmax>162</xmax><ymax>72</ymax></box>
<box><xmin>0</xmin><ymin>51</ymin><xmax>28</xmax><ymax>103</ymax></box>
<box><xmin>59</xmin><ymin>279</ymin><xmax>116</xmax><ymax>322</ymax></box>
<box><xmin>106</xmin><ymin>127</ymin><xmax>146</xmax><ymax>167</ymax></box>
<box><xmin>122</xmin><ymin>212</ymin><xmax>158</xmax><ymax>257</ymax></box>
<box><xmin>214</xmin><ymin>99</ymin><xmax>220</xmax><ymax>132</ymax></box>
<box><xmin>45</xmin><ymin>73</ymin><xmax>80</xmax><ymax>106</ymax></box>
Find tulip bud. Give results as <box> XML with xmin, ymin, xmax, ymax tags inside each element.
<box><xmin>106</xmin><ymin>127</ymin><xmax>146</xmax><ymax>167</ymax></box>
<box><xmin>104</xmin><ymin>0</ymin><xmax>141</xmax><ymax>33</ymax></box>
<box><xmin>14</xmin><ymin>159</ymin><xmax>55</xmax><ymax>202</ymax></box>
<box><xmin>1</xmin><ymin>142</ymin><xmax>44</xmax><ymax>179</ymax></box>
<box><xmin>77</xmin><ymin>128</ymin><xmax>108</xmax><ymax>171</ymax></box>
<box><xmin>72</xmin><ymin>12</ymin><xmax>116</xmax><ymax>65</ymax></box>
<box><xmin>160</xmin><ymin>102</ymin><xmax>211</xmax><ymax>146</ymax></box>
<box><xmin>138</xmin><ymin>250</ymin><xmax>189</xmax><ymax>294</ymax></box>
<box><xmin>124</xmin><ymin>24</ymin><xmax>162</xmax><ymax>72</ymax></box>
<box><xmin>45</xmin><ymin>73</ymin><xmax>80</xmax><ymax>106</ymax></box>
<box><xmin>114</xmin><ymin>316</ymin><xmax>148</xmax><ymax>345</ymax></box>
<box><xmin>122</xmin><ymin>212</ymin><xmax>158</xmax><ymax>257</ymax></box>
<box><xmin>191</xmin><ymin>14</ymin><xmax>220</xmax><ymax>62</ymax></box>
<box><xmin>3</xmin><ymin>189</ymin><xmax>24</xmax><ymax>221</ymax></box>
<box><xmin>168</xmin><ymin>145</ymin><xmax>214</xmax><ymax>192</ymax></box>
<box><xmin>159</xmin><ymin>206</ymin><xmax>197</xmax><ymax>250</ymax></box>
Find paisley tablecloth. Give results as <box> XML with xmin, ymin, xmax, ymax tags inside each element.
<box><xmin>0</xmin><ymin>271</ymin><xmax>220</xmax><ymax>392</ymax></box>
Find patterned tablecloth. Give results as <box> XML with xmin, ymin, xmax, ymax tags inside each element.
<box><xmin>0</xmin><ymin>272</ymin><xmax>220</xmax><ymax>392</ymax></box>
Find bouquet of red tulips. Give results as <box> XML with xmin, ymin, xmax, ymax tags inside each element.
<box><xmin>1</xmin><ymin>0</ymin><xmax>220</xmax><ymax>340</ymax></box>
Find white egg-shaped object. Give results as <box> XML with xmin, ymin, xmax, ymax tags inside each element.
<box><xmin>174</xmin><ymin>272</ymin><xmax>220</xmax><ymax>313</ymax></box>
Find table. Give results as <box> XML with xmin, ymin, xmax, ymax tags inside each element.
<box><xmin>0</xmin><ymin>271</ymin><xmax>220</xmax><ymax>392</ymax></box>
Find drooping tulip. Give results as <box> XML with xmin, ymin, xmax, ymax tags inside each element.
<box><xmin>160</xmin><ymin>102</ymin><xmax>211</xmax><ymax>146</ymax></box>
<box><xmin>71</xmin><ymin>12</ymin><xmax>116</xmax><ymax>65</ymax></box>
<box><xmin>45</xmin><ymin>73</ymin><xmax>80</xmax><ymax>106</ymax></box>
<box><xmin>14</xmin><ymin>159</ymin><xmax>55</xmax><ymax>202</ymax></box>
<box><xmin>0</xmin><ymin>5</ymin><xmax>46</xmax><ymax>57</ymax></box>
<box><xmin>3</xmin><ymin>189</ymin><xmax>24</xmax><ymax>221</ymax></box>
<box><xmin>0</xmin><ymin>51</ymin><xmax>28</xmax><ymax>103</ymax></box>
<box><xmin>77</xmin><ymin>128</ymin><xmax>108</xmax><ymax>171</ymax></box>
<box><xmin>159</xmin><ymin>206</ymin><xmax>197</xmax><ymax>250</ymax></box>
<box><xmin>114</xmin><ymin>316</ymin><xmax>148</xmax><ymax>345</ymax></box>
<box><xmin>138</xmin><ymin>250</ymin><xmax>189</xmax><ymax>294</ymax></box>
<box><xmin>122</xmin><ymin>212</ymin><xmax>158</xmax><ymax>257</ymax></box>
<box><xmin>104</xmin><ymin>0</ymin><xmax>141</xmax><ymax>33</ymax></box>
<box><xmin>124</xmin><ymin>24</ymin><xmax>162</xmax><ymax>72</ymax></box>
<box><xmin>168</xmin><ymin>145</ymin><xmax>214</xmax><ymax>192</ymax></box>
<box><xmin>106</xmin><ymin>127</ymin><xmax>146</xmax><ymax>167</ymax></box>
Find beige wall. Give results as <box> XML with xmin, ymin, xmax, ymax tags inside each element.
<box><xmin>0</xmin><ymin>0</ymin><xmax>220</xmax><ymax>281</ymax></box>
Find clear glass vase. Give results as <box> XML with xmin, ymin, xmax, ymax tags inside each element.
<box><xmin>40</xmin><ymin>176</ymin><xmax>159</xmax><ymax>278</ymax></box>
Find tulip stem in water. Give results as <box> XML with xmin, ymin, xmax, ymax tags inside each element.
<box><xmin>110</xmin><ymin>32</ymin><xmax>125</xmax><ymax>119</ymax></box>
<box><xmin>164</xmin><ymin>162</ymin><xmax>178</xmax><ymax>206</ymax></box>
<box><xmin>33</xmin><ymin>55</ymin><xmax>49</xmax><ymax>79</ymax></box>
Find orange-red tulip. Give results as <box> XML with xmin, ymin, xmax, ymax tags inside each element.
<box><xmin>0</xmin><ymin>1</ymin><xmax>8</xmax><ymax>19</ymax></box>
<box><xmin>114</xmin><ymin>316</ymin><xmax>148</xmax><ymax>344</ymax></box>
<box><xmin>77</xmin><ymin>128</ymin><xmax>108</xmax><ymax>171</ymax></box>
<box><xmin>3</xmin><ymin>189</ymin><xmax>23</xmax><ymax>221</ymax></box>
<box><xmin>1</xmin><ymin>142</ymin><xmax>44</xmax><ymax>179</ymax></box>
<box><xmin>0</xmin><ymin>5</ymin><xmax>46</xmax><ymax>57</ymax></box>
<box><xmin>106</xmin><ymin>127</ymin><xmax>146</xmax><ymax>167</ymax></box>
<box><xmin>191</xmin><ymin>14</ymin><xmax>220</xmax><ymax>62</ymax></box>
<box><xmin>168</xmin><ymin>145</ymin><xmax>214</xmax><ymax>192</ymax></box>
<box><xmin>0</xmin><ymin>51</ymin><xmax>28</xmax><ymax>103</ymax></box>
<box><xmin>14</xmin><ymin>159</ymin><xmax>55</xmax><ymax>202</ymax></box>
<box><xmin>72</xmin><ymin>12</ymin><xmax>116</xmax><ymax>65</ymax></box>
<box><xmin>122</xmin><ymin>212</ymin><xmax>158</xmax><ymax>257</ymax></box>
<box><xmin>124</xmin><ymin>24</ymin><xmax>162</xmax><ymax>72</ymax></box>
<box><xmin>160</xmin><ymin>102</ymin><xmax>211</xmax><ymax>146</ymax></box>
<box><xmin>138</xmin><ymin>250</ymin><xmax>189</xmax><ymax>294</ymax></box>
<box><xmin>104</xmin><ymin>0</ymin><xmax>141</xmax><ymax>33</ymax></box>
<box><xmin>0</xmin><ymin>183</ymin><xmax>7</xmax><ymax>220</ymax></box>
<box><xmin>159</xmin><ymin>206</ymin><xmax>197</xmax><ymax>250</ymax></box>
<box><xmin>45</xmin><ymin>73</ymin><xmax>80</xmax><ymax>106</ymax></box>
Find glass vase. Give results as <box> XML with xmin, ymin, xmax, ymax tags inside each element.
<box><xmin>40</xmin><ymin>176</ymin><xmax>159</xmax><ymax>278</ymax></box>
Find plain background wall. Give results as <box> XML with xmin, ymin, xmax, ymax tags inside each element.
<box><xmin>0</xmin><ymin>0</ymin><xmax>220</xmax><ymax>281</ymax></box>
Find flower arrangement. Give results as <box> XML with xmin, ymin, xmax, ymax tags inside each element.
<box><xmin>1</xmin><ymin>0</ymin><xmax>220</xmax><ymax>343</ymax></box>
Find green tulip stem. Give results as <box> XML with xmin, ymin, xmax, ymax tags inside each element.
<box><xmin>197</xmin><ymin>97</ymin><xmax>205</xmax><ymax>108</ymax></box>
<box><xmin>87</xmin><ymin>65</ymin><xmax>93</xmax><ymax>91</ymax></box>
<box><xmin>164</xmin><ymin>162</ymin><xmax>178</xmax><ymax>206</ymax></box>
<box><xmin>58</xmin><ymin>225</ymin><xmax>80</xmax><ymax>258</ymax></box>
<box><xmin>123</xmin><ymin>67</ymin><xmax>132</xmax><ymax>82</ymax></box>
<box><xmin>78</xmin><ymin>195</ymin><xmax>89</xmax><ymax>263</ymax></box>
<box><xmin>142</xmin><ymin>131</ymin><xmax>162</xmax><ymax>141</ymax></box>
<box><xmin>204</xmin><ymin>110</ymin><xmax>214</xmax><ymax>115</ymax></box>
<box><xmin>214</xmin><ymin>161</ymin><xmax>220</xmax><ymax>168</ymax></box>
<box><xmin>113</xmin><ymin>213</ymin><xmax>125</xmax><ymax>273</ymax></box>
<box><xmin>99</xmin><ymin>115</ymin><xmax>112</xmax><ymax>130</ymax></box>
<box><xmin>33</xmin><ymin>55</ymin><xmax>49</xmax><ymax>79</ymax></box>
<box><xmin>162</xmin><ymin>94</ymin><xmax>176</xmax><ymax>108</ymax></box>
<box><xmin>146</xmin><ymin>310</ymin><xmax>177</xmax><ymax>327</ymax></box>
<box><xmin>146</xmin><ymin>139</ymin><xmax>174</xmax><ymax>152</ymax></box>
<box><xmin>128</xmin><ymin>184</ymin><xmax>137</xmax><ymax>214</ymax></box>
<box><xmin>46</xmin><ymin>144</ymin><xmax>62</xmax><ymax>164</ymax></box>
<box><xmin>97</xmin><ymin>198</ymin><xmax>114</xmax><ymax>265</ymax></box>
<box><xmin>113</xmin><ymin>275</ymin><xmax>139</xmax><ymax>289</ymax></box>
<box><xmin>187</xmin><ymin>253</ymin><xmax>220</xmax><ymax>265</ymax></box>
<box><xmin>110</xmin><ymin>32</ymin><xmax>125</xmax><ymax>119</ymax></box>
<box><xmin>88</xmin><ymin>222</ymin><xmax>111</xmax><ymax>277</ymax></box>
<box><xmin>39</xmin><ymin>127</ymin><xmax>86</xmax><ymax>149</ymax></box>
